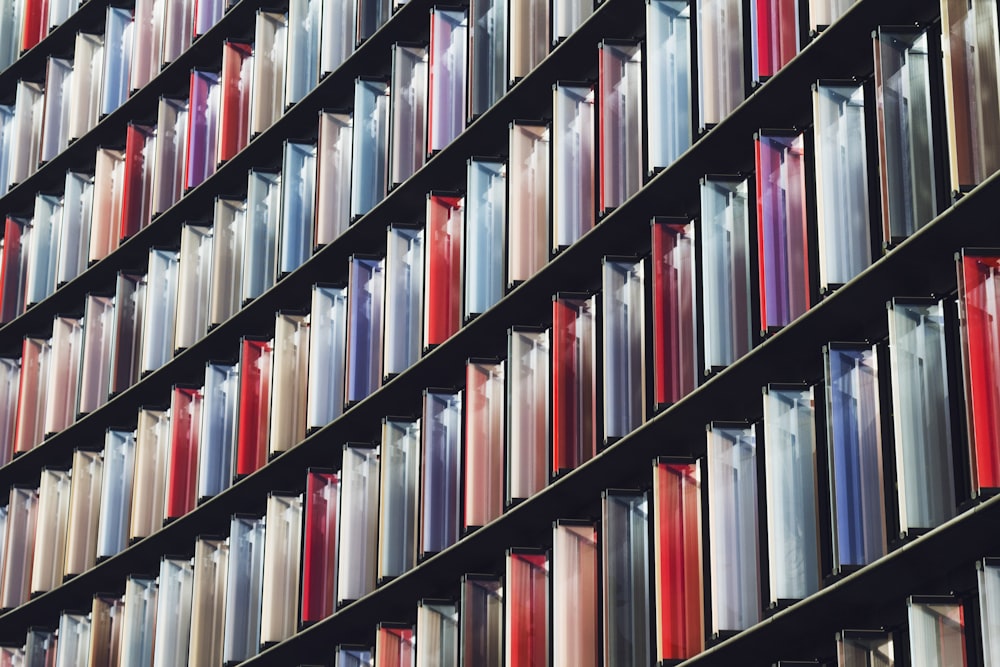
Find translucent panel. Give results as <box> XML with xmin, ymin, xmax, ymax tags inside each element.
<box><xmin>9</xmin><ymin>80</ymin><xmax>44</xmax><ymax>186</ymax></box>
<box><xmin>504</xmin><ymin>549</ymin><xmax>548</xmax><ymax>667</ymax></box>
<box><xmin>190</xmin><ymin>538</ymin><xmax>229</xmax><ymax>667</ymax></box>
<box><xmin>261</xmin><ymin>493</ymin><xmax>303</xmax><ymax>645</ymax></box>
<box><xmin>130</xmin><ymin>409</ymin><xmax>169</xmax><ymax>541</ymax></box>
<box><xmin>152</xmin><ymin>558</ymin><xmax>194</xmax><ymax>667</ymax></box>
<box><xmin>346</xmin><ymin>256</ymin><xmax>385</xmax><ymax>404</ymax></box>
<box><xmin>602</xmin><ymin>491</ymin><xmax>650</xmax><ymax>667</ymax></box>
<box><xmin>321</xmin><ymin>0</ymin><xmax>354</xmax><ymax>74</ymax></box>
<box><xmin>507</xmin><ymin>122</ymin><xmax>549</xmax><ymax>284</ymax></box>
<box><xmin>602</xmin><ymin>258</ymin><xmax>646</xmax><ymax>440</ymax></box>
<box><xmin>307</xmin><ymin>285</ymin><xmax>347</xmax><ymax>429</ymax></box>
<box><xmin>120</xmin><ymin>577</ymin><xmax>157</xmax><ymax>667</ymax></box>
<box><xmin>378</xmin><ymin>418</ymin><xmax>420</xmax><ymax>580</ymax></box>
<box><xmin>55</xmin><ymin>613</ymin><xmax>91</xmax><ymax>667</ymax></box>
<box><xmin>161</xmin><ymin>0</ymin><xmax>193</xmax><ymax>64</ymax></box>
<box><xmin>89</xmin><ymin>595</ymin><xmax>124</xmax><ymax>666</ymax></box>
<box><xmin>64</xmin><ymin>448</ymin><xmax>103</xmax><ymax>577</ymax></box>
<box><xmin>940</xmin><ymin>0</ymin><xmax>1000</xmax><ymax>190</ymax></box>
<box><xmin>807</xmin><ymin>0</ymin><xmax>854</xmax><ymax>31</ymax></box>
<box><xmin>130</xmin><ymin>0</ymin><xmax>164</xmax><ymax>91</ymax></box>
<box><xmin>302</xmin><ymin>471</ymin><xmax>339</xmax><ymax>624</ymax></box>
<box><xmin>316</xmin><ymin>112</ymin><xmax>354</xmax><ymax>246</ymax></box>
<box><xmin>959</xmin><ymin>251</ymin><xmax>1000</xmax><ymax>493</ymax></box>
<box><xmin>152</xmin><ymin>97</ymin><xmax>189</xmax><ymax>216</ymax></box>
<box><xmin>0</xmin><ymin>358</ymin><xmax>19</xmax><ymax>466</ymax></box>
<box><xmin>874</xmin><ymin>29</ymin><xmax>937</xmax><ymax>242</ymax></box>
<box><xmin>40</xmin><ymin>57</ymin><xmax>72</xmax><ymax>163</ymax></box>
<box><xmin>464</xmin><ymin>360</ymin><xmax>504</xmax><ymax>529</ymax></box>
<box><xmin>389</xmin><ymin>44</ymin><xmax>428</xmax><ymax>187</ymax></box>
<box><xmin>250</xmin><ymin>11</ymin><xmax>288</xmax><ymax>135</ymax></box>
<box><xmin>906</xmin><ymin>597</ymin><xmax>967</xmax><ymax>667</ymax></box>
<box><xmin>888</xmin><ymin>298</ymin><xmax>957</xmax><ymax>533</ymax></box>
<box><xmin>0</xmin><ymin>217</ymin><xmax>27</xmax><ymax>324</ymax></box>
<box><xmin>269</xmin><ymin>312</ymin><xmax>309</xmax><ymax>454</ymax></box>
<box><xmin>174</xmin><ymin>224</ymin><xmax>214</xmax><ymax>351</ymax></box>
<box><xmin>24</xmin><ymin>630</ymin><xmax>55</xmax><ymax>666</ymax></box>
<box><xmin>56</xmin><ymin>172</ymin><xmax>93</xmax><ymax>286</ymax></box>
<box><xmin>350</xmin><ymin>78</ymin><xmax>389</xmax><ymax>219</ymax></box>
<box><xmin>27</xmin><ymin>195</ymin><xmax>61</xmax><ymax>311</ymax></box>
<box><xmin>218</xmin><ymin>41</ymin><xmax>254</xmax><ymax>164</ymax></box>
<box><xmin>0</xmin><ymin>0</ymin><xmax>16</xmax><ymax>69</ymax></box>
<box><xmin>553</xmin><ymin>0</ymin><xmax>591</xmax><ymax>41</ymax></box>
<box><xmin>376</xmin><ymin>624</ymin><xmax>415</xmax><ymax>667</ymax></box>
<box><xmin>506</xmin><ymin>327</ymin><xmax>550</xmax><ymax>502</ymax></box>
<box><xmin>750</xmin><ymin>0</ymin><xmax>798</xmax><ymax>82</ymax></box>
<box><xmin>552</xmin><ymin>83</ymin><xmax>595</xmax><ymax>251</ymax></box>
<box><xmin>243</xmin><ymin>169</ymin><xmax>281</xmax><ymax>302</ymax></box>
<box><xmin>599</xmin><ymin>41</ymin><xmax>643</xmax><ymax>211</ymax></box>
<box><xmin>286</xmin><ymin>0</ymin><xmax>321</xmax><ymax>105</ymax></box>
<box><xmin>209</xmin><ymin>197</ymin><xmax>246</xmax><ymax>326</ymax></box>
<box><xmin>164</xmin><ymin>386</ymin><xmax>202</xmax><ymax>521</ymax></box>
<box><xmin>356</xmin><ymin>0</ymin><xmax>390</xmax><ymax>44</ymax></box>
<box><xmin>697</xmin><ymin>0</ymin><xmax>744</xmax><ymax>128</ymax></box>
<box><xmin>20</xmin><ymin>0</ymin><xmax>45</xmax><ymax>49</ymax></box>
<box><xmin>110</xmin><ymin>272</ymin><xmax>145</xmax><ymax>395</ymax></box>
<box><xmin>223</xmin><ymin>516</ymin><xmax>265</xmax><ymax>663</ymax></box>
<box><xmin>651</xmin><ymin>219</ymin><xmax>697</xmax><ymax>408</ymax></box>
<box><xmin>460</xmin><ymin>575</ymin><xmax>502</xmax><ymax>667</ymax></box>
<box><xmin>813</xmin><ymin>82</ymin><xmax>872</xmax><ymax>290</ymax></box>
<box><xmin>338</xmin><ymin>646</ymin><xmax>375</xmax><ymax>666</ymax></box>
<box><xmin>199</xmin><ymin>362</ymin><xmax>238</xmax><ymax>500</ymax></box>
<box><xmin>507</xmin><ymin>0</ymin><xmax>548</xmax><ymax>83</ymax></box>
<box><xmin>700</xmin><ymin>176</ymin><xmax>752</xmax><ymax>370</ymax></box>
<box><xmin>428</xmin><ymin>9</ymin><xmax>467</xmax><ymax>153</ymax></box>
<box><xmin>552</xmin><ymin>294</ymin><xmax>596</xmax><ymax>474</ymax></box>
<box><xmin>101</xmin><ymin>7</ymin><xmax>133</xmax><ymax>116</ymax></box>
<box><xmin>185</xmin><ymin>70</ymin><xmax>220</xmax><ymax>191</ymax></box>
<box><xmin>193</xmin><ymin>0</ymin><xmax>222</xmax><ymax>35</ymax></box>
<box><xmin>236</xmin><ymin>338</ymin><xmax>271</xmax><ymax>477</ymax></box>
<box><xmin>836</xmin><ymin>630</ymin><xmax>894</xmax><ymax>667</ymax></box>
<box><xmin>140</xmin><ymin>248</ymin><xmax>179</xmax><ymax>375</ymax></box>
<box><xmin>0</xmin><ymin>105</ymin><xmax>11</xmax><ymax>193</ymax></box>
<box><xmin>706</xmin><ymin>423</ymin><xmax>760</xmax><ymax>634</ymax></box>
<box><xmin>383</xmin><ymin>225</ymin><xmax>424</xmax><ymax>378</ymax></box>
<box><xmin>652</xmin><ymin>459</ymin><xmax>703</xmax><ymax>660</ymax></box>
<box><xmin>279</xmin><ymin>141</ymin><xmax>317</xmax><ymax>275</ymax></box>
<box><xmin>338</xmin><ymin>444</ymin><xmax>380</xmax><ymax>604</ymax></box>
<box><xmin>417</xmin><ymin>600</ymin><xmax>459</xmax><ymax>667</ymax></box>
<box><xmin>424</xmin><ymin>194</ymin><xmax>463</xmax><ymax>347</ymax></box>
<box><xmin>463</xmin><ymin>159</ymin><xmax>505</xmax><ymax>318</ymax></box>
<box><xmin>68</xmin><ymin>32</ymin><xmax>104</xmax><ymax>141</ymax></box>
<box><xmin>824</xmin><ymin>344</ymin><xmax>886</xmax><ymax>571</ymax></box>
<box><xmin>468</xmin><ymin>0</ymin><xmax>507</xmax><ymax>118</ymax></box>
<box><xmin>0</xmin><ymin>487</ymin><xmax>37</xmax><ymax>608</ymax></box>
<box><xmin>96</xmin><ymin>428</ymin><xmax>136</xmax><ymax>559</ymax></box>
<box><xmin>90</xmin><ymin>147</ymin><xmax>125</xmax><ymax>264</ymax></box>
<box><xmin>421</xmin><ymin>390</ymin><xmax>462</xmax><ymax>556</ymax></box>
<box><xmin>755</xmin><ymin>131</ymin><xmax>810</xmax><ymax>330</ymax></box>
<box><xmin>43</xmin><ymin>315</ymin><xmax>82</xmax><ymax>436</ymax></box>
<box><xmin>121</xmin><ymin>123</ymin><xmax>157</xmax><ymax>241</ymax></box>
<box><xmin>552</xmin><ymin>521</ymin><xmax>598</xmax><ymax>667</ymax></box>
<box><xmin>13</xmin><ymin>337</ymin><xmax>49</xmax><ymax>455</ymax></box>
<box><xmin>30</xmin><ymin>468</ymin><xmax>71</xmax><ymax>594</ymax></box>
<box><xmin>763</xmin><ymin>385</ymin><xmax>820</xmax><ymax>603</ymax></box>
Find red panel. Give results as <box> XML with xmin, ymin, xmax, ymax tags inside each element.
<box><xmin>301</xmin><ymin>470</ymin><xmax>339</xmax><ymax>624</ymax></box>
<box><xmin>960</xmin><ymin>253</ymin><xmax>1000</xmax><ymax>492</ymax></box>
<box><xmin>21</xmin><ymin>0</ymin><xmax>47</xmax><ymax>52</ymax></box>
<box><xmin>13</xmin><ymin>338</ymin><xmax>44</xmax><ymax>455</ymax></box>
<box><xmin>164</xmin><ymin>386</ymin><xmax>202</xmax><ymax>520</ymax></box>
<box><xmin>236</xmin><ymin>338</ymin><xmax>271</xmax><ymax>477</ymax></box>
<box><xmin>120</xmin><ymin>124</ymin><xmax>154</xmax><ymax>241</ymax></box>
<box><xmin>755</xmin><ymin>0</ymin><xmax>798</xmax><ymax>79</ymax></box>
<box><xmin>425</xmin><ymin>195</ymin><xmax>463</xmax><ymax>346</ymax></box>
<box><xmin>507</xmin><ymin>551</ymin><xmax>548</xmax><ymax>667</ymax></box>
<box><xmin>653</xmin><ymin>460</ymin><xmax>703</xmax><ymax>660</ymax></box>
<box><xmin>552</xmin><ymin>296</ymin><xmax>595</xmax><ymax>475</ymax></box>
<box><xmin>462</xmin><ymin>361</ymin><xmax>504</xmax><ymax>529</ymax></box>
<box><xmin>218</xmin><ymin>42</ymin><xmax>253</xmax><ymax>163</ymax></box>
<box><xmin>651</xmin><ymin>221</ymin><xmax>695</xmax><ymax>407</ymax></box>
<box><xmin>376</xmin><ymin>625</ymin><xmax>414</xmax><ymax>667</ymax></box>
<box><xmin>0</xmin><ymin>218</ymin><xmax>26</xmax><ymax>322</ymax></box>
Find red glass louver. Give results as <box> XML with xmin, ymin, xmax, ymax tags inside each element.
<box><xmin>552</xmin><ymin>294</ymin><xmax>596</xmax><ymax>476</ymax></box>
<box><xmin>218</xmin><ymin>41</ymin><xmax>253</xmax><ymax>164</ymax></box>
<box><xmin>164</xmin><ymin>386</ymin><xmax>202</xmax><ymax>521</ymax></box>
<box><xmin>424</xmin><ymin>194</ymin><xmax>463</xmax><ymax>348</ymax></box>
<box><xmin>21</xmin><ymin>0</ymin><xmax>48</xmax><ymax>52</ymax></box>
<box><xmin>462</xmin><ymin>360</ymin><xmax>504</xmax><ymax>530</ymax></box>
<box><xmin>754</xmin><ymin>0</ymin><xmax>799</xmax><ymax>80</ymax></box>
<box><xmin>506</xmin><ymin>549</ymin><xmax>548</xmax><ymax>667</ymax></box>
<box><xmin>375</xmin><ymin>624</ymin><xmax>414</xmax><ymax>667</ymax></box>
<box><xmin>235</xmin><ymin>338</ymin><xmax>272</xmax><ymax>477</ymax></box>
<box><xmin>0</xmin><ymin>217</ymin><xmax>27</xmax><ymax>323</ymax></box>
<box><xmin>301</xmin><ymin>469</ymin><xmax>339</xmax><ymax>624</ymax></box>
<box><xmin>651</xmin><ymin>219</ymin><xmax>696</xmax><ymax>407</ymax></box>
<box><xmin>120</xmin><ymin>124</ymin><xmax>156</xmax><ymax>242</ymax></box>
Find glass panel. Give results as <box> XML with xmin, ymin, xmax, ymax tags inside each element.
<box><xmin>0</xmin><ymin>0</ymin><xmax>19</xmax><ymax>69</ymax></box>
<box><xmin>507</xmin><ymin>0</ymin><xmax>548</xmax><ymax>83</ymax></box>
<box><xmin>162</xmin><ymin>0</ymin><xmax>193</xmax><ymax>64</ymax></box>
<box><xmin>599</xmin><ymin>41</ymin><xmax>643</xmax><ymax>211</ymax></box>
<box><xmin>906</xmin><ymin>597</ymin><xmax>968</xmax><ymax>667</ymax></box>
<box><xmin>390</xmin><ymin>44</ymin><xmax>429</xmax><ymax>187</ymax></box>
<box><xmin>69</xmin><ymin>32</ymin><xmax>104</xmax><ymax>141</ymax></box>
<box><xmin>174</xmin><ymin>224</ymin><xmax>214</xmax><ymax>351</ymax></box>
<box><xmin>316</xmin><ymin>111</ymin><xmax>354</xmax><ymax>246</ymax></box>
<box><xmin>120</xmin><ymin>577</ymin><xmax>157</xmax><ymax>667</ymax></box>
<box><xmin>185</xmin><ymin>70</ymin><xmax>220</xmax><ymax>192</ymax></box>
<box><xmin>279</xmin><ymin>141</ymin><xmax>317</xmax><ymax>275</ymax></box>
<box><xmin>57</xmin><ymin>172</ymin><xmax>94</xmax><ymax>286</ymax></box>
<box><xmin>463</xmin><ymin>159</ymin><xmax>505</xmax><ymax>318</ymax></box>
<box><xmin>469</xmin><ymin>0</ymin><xmax>507</xmax><ymax>118</ymax></box>
<box><xmin>836</xmin><ymin>630</ymin><xmax>894</xmax><ymax>667</ymax></box>
<box><xmin>416</xmin><ymin>600</ymin><xmax>459</xmax><ymax>667</ymax></box>
<box><xmin>250</xmin><ymin>10</ymin><xmax>288</xmax><ymax>136</ymax></box>
<box><xmin>14</xmin><ymin>336</ymin><xmax>49</xmax><ymax>454</ymax></box>
<box><xmin>763</xmin><ymin>385</ymin><xmax>821</xmax><ymax>603</ymax></box>
<box><xmin>755</xmin><ymin>131</ymin><xmax>810</xmax><ymax>330</ymax></box>
<box><xmin>602</xmin><ymin>258</ymin><xmax>646</xmax><ymax>440</ymax></box>
<box><xmin>131</xmin><ymin>0</ymin><xmax>162</xmax><ymax>92</ymax></box>
<box><xmin>460</xmin><ymin>575</ymin><xmax>502</xmax><ymax>667</ymax></box>
<box><xmin>651</xmin><ymin>219</ymin><xmax>696</xmax><ymax>406</ymax></box>
<box><xmin>43</xmin><ymin>315</ymin><xmax>81</xmax><ymax>436</ymax></box>
<box><xmin>825</xmin><ymin>344</ymin><xmax>887</xmax><ymax>570</ymax></box>
<box><xmin>552</xmin><ymin>83</ymin><xmax>595</xmax><ymax>251</ymax></box>
<box><xmin>383</xmin><ymin>225</ymin><xmax>425</xmax><ymax>378</ymax></box>
<box><xmin>24</xmin><ymin>194</ymin><xmax>61</xmax><ymax>307</ymax></box>
<box><xmin>307</xmin><ymin>284</ymin><xmax>348</xmax><ymax>430</ymax></box>
<box><xmin>978</xmin><ymin>560</ymin><xmax>1000</xmax><ymax>663</ymax></box>
<box><xmin>219</xmin><ymin>41</ymin><xmax>254</xmax><ymax>164</ymax></box>
<box><xmin>813</xmin><ymin>81</ymin><xmax>873</xmax><ymax>290</ymax></box>
<box><xmin>706</xmin><ymin>423</ymin><xmax>760</xmax><ymax>633</ymax></box>
<box><xmin>286</xmin><ymin>0</ymin><xmax>321</xmax><ymax>105</ymax></box>
<box><xmin>0</xmin><ymin>217</ymin><xmax>26</xmax><ymax>324</ymax></box>
<box><xmin>89</xmin><ymin>147</ymin><xmax>125</xmax><ymax>265</ymax></box>
<box><xmin>223</xmin><ymin>515</ymin><xmax>265</xmax><ymax>663</ymax></box>
<box><xmin>130</xmin><ymin>409</ymin><xmax>169</xmax><ymax>541</ymax></box>
<box><xmin>140</xmin><ymin>248</ymin><xmax>179</xmax><ymax>375</ymax></box>
<box><xmin>652</xmin><ymin>459</ymin><xmax>703</xmax><ymax>660</ymax></box>
<box><xmin>504</xmin><ymin>549</ymin><xmax>548</xmax><ymax>667</ymax></box>
<box><xmin>30</xmin><ymin>468</ymin><xmax>71</xmax><ymax>595</ymax></box>
<box><xmin>421</xmin><ymin>389</ymin><xmax>462</xmax><ymax>556</ymax></box>
<box><xmin>888</xmin><ymin>298</ymin><xmax>957</xmax><ymax>533</ymax></box>
<box><xmin>808</xmin><ymin>0</ymin><xmax>854</xmax><ymax>31</ymax></box>
<box><xmin>552</xmin><ymin>0</ymin><xmax>591</xmax><ymax>41</ymax></box>
<box><xmin>121</xmin><ymin>123</ymin><xmax>157</xmax><ymax>241</ymax></box>
<box><xmin>507</xmin><ymin>122</ymin><xmax>549</xmax><ymax>284</ymax></box>
<box><xmin>261</xmin><ymin>493</ymin><xmax>303</xmax><ymax>644</ymax></box>
<box><xmin>321</xmin><ymin>0</ymin><xmax>354</xmax><ymax>74</ymax></box>
<box><xmin>0</xmin><ymin>105</ymin><xmax>11</xmax><ymax>193</ymax></box>
<box><xmin>269</xmin><ymin>312</ymin><xmax>309</xmax><ymax>454</ymax></box>
<box><xmin>552</xmin><ymin>294</ymin><xmax>596</xmax><ymax>475</ymax></box>
<box><xmin>874</xmin><ymin>29</ymin><xmax>937</xmax><ymax>242</ymax></box>
<box><xmin>302</xmin><ymin>470</ymin><xmax>339</xmax><ymax>624</ymax></box>
<box><xmin>424</xmin><ymin>194</ymin><xmax>463</xmax><ymax>347</ymax></box>
<box><xmin>243</xmin><ymin>169</ymin><xmax>281</xmax><ymax>303</ymax></box>
<box><xmin>338</xmin><ymin>444</ymin><xmax>380</xmax><ymax>604</ymax></box>
<box><xmin>164</xmin><ymin>386</ymin><xmax>202</xmax><ymax>521</ymax></box>
<box><xmin>700</xmin><ymin>176</ymin><xmax>752</xmax><ymax>370</ymax></box>
<box><xmin>356</xmin><ymin>0</ymin><xmax>390</xmax><ymax>44</ymax></box>
<box><xmin>40</xmin><ymin>57</ymin><xmax>72</xmax><ymax>163</ymax></box>
<box><xmin>350</xmin><ymin>78</ymin><xmax>389</xmax><ymax>219</ymax></box>
<box><xmin>0</xmin><ymin>487</ymin><xmax>37</xmax><ymax>608</ymax></box>
<box><xmin>152</xmin><ymin>97</ymin><xmax>189</xmax><ymax>216</ymax></box>
<box><xmin>338</xmin><ymin>646</ymin><xmax>375</xmax><ymax>666</ymax></box>
<box><xmin>89</xmin><ymin>595</ymin><xmax>124</xmax><ymax>666</ymax></box>
<box><xmin>0</xmin><ymin>358</ymin><xmax>19</xmax><ymax>466</ymax></box>
<box><xmin>346</xmin><ymin>256</ymin><xmax>385</xmax><ymax>404</ymax></box>
<box><xmin>464</xmin><ymin>360</ymin><xmax>505</xmax><ymax>529</ymax></box>
<box><xmin>376</xmin><ymin>624</ymin><xmax>415</xmax><ymax>667</ymax></box>
<box><xmin>56</xmin><ymin>613</ymin><xmax>91</xmax><ymax>667</ymax></box>
<box><xmin>602</xmin><ymin>491</ymin><xmax>650</xmax><ymax>667</ymax></box>
<box><xmin>236</xmin><ymin>338</ymin><xmax>272</xmax><ymax>478</ymax></box>
<box><xmin>697</xmin><ymin>0</ymin><xmax>744</xmax><ymax>128</ymax></box>
<box><xmin>101</xmin><ymin>8</ymin><xmax>133</xmax><ymax>117</ymax></box>
<box><xmin>194</xmin><ymin>0</ymin><xmax>223</xmax><ymax>35</ymax></box>
<box><xmin>751</xmin><ymin>0</ymin><xmax>798</xmax><ymax>82</ymax></box>
<box><xmin>78</xmin><ymin>295</ymin><xmax>114</xmax><ymax>417</ymax></box>
<box><xmin>152</xmin><ymin>558</ymin><xmax>194</xmax><ymax>667</ymax></box>
<box><xmin>506</xmin><ymin>327</ymin><xmax>549</xmax><ymax>503</ymax></box>
<box><xmin>199</xmin><ymin>362</ymin><xmax>238</xmax><ymax>500</ymax></box>
<box><xmin>110</xmin><ymin>272</ymin><xmax>145</xmax><ymax>395</ymax></box>
<box><xmin>378</xmin><ymin>418</ymin><xmax>420</xmax><ymax>580</ymax></box>
<box><xmin>190</xmin><ymin>538</ymin><xmax>229</xmax><ymax>667</ymax></box>
<box><xmin>209</xmin><ymin>197</ymin><xmax>246</xmax><ymax>325</ymax></box>
<box><xmin>428</xmin><ymin>9</ymin><xmax>467</xmax><ymax>153</ymax></box>
<box><xmin>552</xmin><ymin>521</ymin><xmax>598</xmax><ymax>667</ymax></box>
<box><xmin>64</xmin><ymin>449</ymin><xmax>102</xmax><ymax>577</ymax></box>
